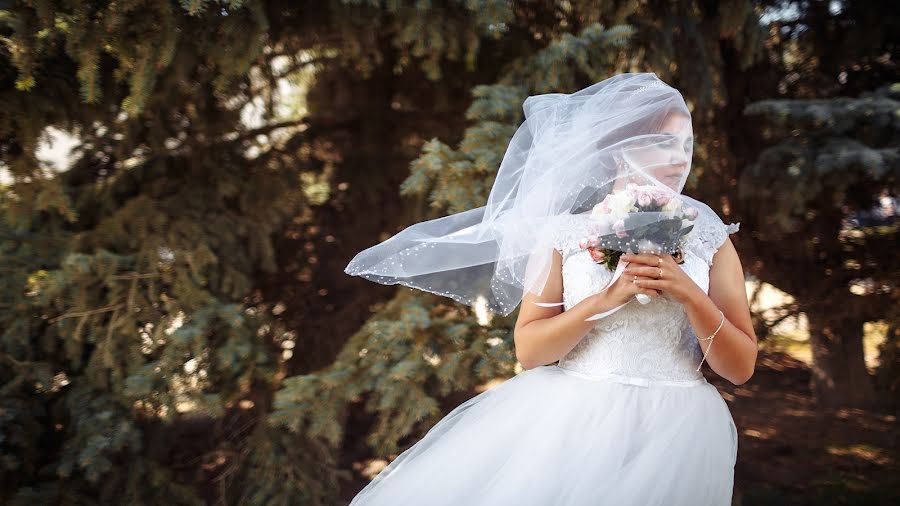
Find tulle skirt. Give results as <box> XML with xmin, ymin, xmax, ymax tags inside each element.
<box><xmin>349</xmin><ymin>364</ymin><xmax>738</xmax><ymax>506</ymax></box>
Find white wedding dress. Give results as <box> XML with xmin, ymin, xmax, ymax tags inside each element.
<box><xmin>349</xmin><ymin>211</ymin><xmax>741</xmax><ymax>506</ymax></box>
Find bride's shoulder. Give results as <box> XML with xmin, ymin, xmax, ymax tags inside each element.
<box><xmin>682</xmin><ymin>196</ymin><xmax>741</xmax><ymax>267</ymax></box>
<box><xmin>549</xmin><ymin>213</ymin><xmax>591</xmax><ymax>260</ymax></box>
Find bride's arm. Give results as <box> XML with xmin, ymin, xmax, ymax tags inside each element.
<box><xmin>684</xmin><ymin>237</ymin><xmax>758</xmax><ymax>385</ymax></box>
<box><xmin>513</xmin><ymin>249</ymin><xmax>616</xmax><ymax>370</ymax></box>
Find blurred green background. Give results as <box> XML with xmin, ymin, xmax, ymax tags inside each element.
<box><xmin>0</xmin><ymin>1</ymin><xmax>897</xmax><ymax>504</ymax></box>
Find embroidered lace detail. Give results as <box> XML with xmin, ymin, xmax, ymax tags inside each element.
<box><xmin>549</xmin><ymin>213</ymin><xmax>593</xmax><ymax>264</ymax></box>
<box><xmin>550</xmin><ymin>212</ymin><xmax>739</xmax><ymax>381</ymax></box>
<box><xmin>691</xmin><ymin>217</ymin><xmax>741</xmax><ymax>266</ymax></box>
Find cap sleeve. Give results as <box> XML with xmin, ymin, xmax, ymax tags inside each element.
<box><xmin>551</xmin><ymin>214</ymin><xmax>588</xmax><ymax>263</ymax></box>
<box><xmin>694</xmin><ymin>214</ymin><xmax>740</xmax><ymax>267</ymax></box>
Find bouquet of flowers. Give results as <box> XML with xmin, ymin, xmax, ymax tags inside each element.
<box><xmin>578</xmin><ymin>183</ymin><xmax>699</xmax><ymax>271</ymax></box>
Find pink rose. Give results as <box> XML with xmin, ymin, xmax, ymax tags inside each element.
<box><xmin>588</xmin><ymin>247</ymin><xmax>606</xmax><ymax>263</ymax></box>
<box><xmin>685</xmin><ymin>206</ymin><xmax>699</xmax><ymax>220</ymax></box>
<box><xmin>593</xmin><ymin>200</ymin><xmax>612</xmax><ymax>215</ymax></box>
<box><xmin>637</xmin><ymin>192</ymin><xmax>652</xmax><ymax>207</ymax></box>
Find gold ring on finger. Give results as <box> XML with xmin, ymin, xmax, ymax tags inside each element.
<box><xmin>658</xmin><ymin>267</ymin><xmax>663</xmax><ymax>279</ymax></box>
<box><xmin>657</xmin><ymin>257</ymin><xmax>662</xmax><ymax>266</ymax></box>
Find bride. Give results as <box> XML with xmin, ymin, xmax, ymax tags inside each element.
<box><xmin>344</xmin><ymin>72</ymin><xmax>758</xmax><ymax>505</ymax></box>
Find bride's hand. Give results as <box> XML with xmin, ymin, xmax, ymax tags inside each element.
<box><xmin>601</xmin><ymin>263</ymin><xmax>661</xmax><ymax>308</ymax></box>
<box><xmin>620</xmin><ymin>252</ymin><xmax>703</xmax><ymax>306</ymax></box>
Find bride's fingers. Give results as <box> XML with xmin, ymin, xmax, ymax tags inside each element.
<box><xmin>636</xmin><ymin>286</ymin><xmax>661</xmax><ymax>297</ymax></box>
<box><xmin>621</xmin><ymin>253</ymin><xmax>672</xmax><ymax>266</ymax></box>
<box><xmin>625</xmin><ymin>265</ymin><xmax>665</xmax><ymax>277</ymax></box>
<box><xmin>628</xmin><ymin>275</ymin><xmax>660</xmax><ymax>296</ymax></box>
<box><xmin>633</xmin><ymin>277</ymin><xmax>676</xmax><ymax>295</ymax></box>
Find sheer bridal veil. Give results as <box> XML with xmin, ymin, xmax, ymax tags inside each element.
<box><xmin>344</xmin><ymin>72</ymin><xmax>724</xmax><ymax>317</ymax></box>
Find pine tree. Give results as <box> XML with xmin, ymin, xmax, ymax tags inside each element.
<box><xmin>732</xmin><ymin>0</ymin><xmax>899</xmax><ymax>408</ymax></box>
<box><xmin>0</xmin><ymin>1</ymin><xmax>638</xmax><ymax>504</ymax></box>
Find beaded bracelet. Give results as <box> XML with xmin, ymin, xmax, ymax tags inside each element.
<box><xmin>695</xmin><ymin>309</ymin><xmax>725</xmax><ymax>371</ymax></box>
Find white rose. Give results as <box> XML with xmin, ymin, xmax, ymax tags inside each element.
<box><xmin>591</xmin><ymin>202</ymin><xmax>610</xmax><ymax>220</ymax></box>
<box><xmin>608</xmin><ymin>191</ymin><xmax>637</xmax><ymax>215</ymax></box>
<box><xmin>590</xmin><ymin>211</ymin><xmax>615</xmax><ymax>229</ymax></box>
<box><xmin>662</xmin><ymin>197</ymin><xmax>682</xmax><ymax>213</ymax></box>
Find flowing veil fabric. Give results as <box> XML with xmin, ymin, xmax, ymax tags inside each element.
<box><xmin>344</xmin><ymin>72</ymin><xmax>727</xmax><ymax>319</ymax></box>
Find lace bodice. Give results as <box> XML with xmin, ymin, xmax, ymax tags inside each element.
<box><xmin>552</xmin><ymin>212</ymin><xmax>740</xmax><ymax>382</ymax></box>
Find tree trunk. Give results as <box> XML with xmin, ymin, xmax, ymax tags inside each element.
<box><xmin>874</xmin><ymin>316</ymin><xmax>900</xmax><ymax>409</ymax></box>
<box><xmin>807</xmin><ymin>311</ymin><xmax>877</xmax><ymax>408</ymax></box>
